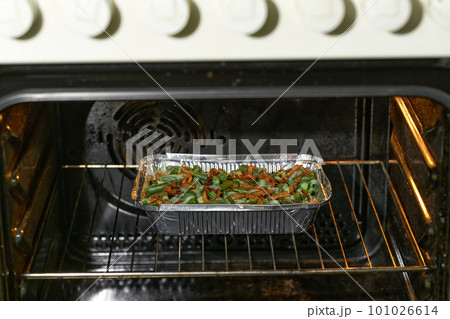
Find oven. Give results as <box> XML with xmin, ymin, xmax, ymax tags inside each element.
<box><xmin>0</xmin><ymin>0</ymin><xmax>449</xmax><ymax>301</ymax></box>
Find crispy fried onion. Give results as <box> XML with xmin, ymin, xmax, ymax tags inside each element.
<box><xmin>258</xmin><ymin>173</ymin><xmax>276</xmax><ymax>187</ymax></box>
<box><xmin>146</xmin><ymin>193</ymin><xmax>170</xmax><ymax>205</ymax></box>
<box><xmin>246</xmin><ymin>165</ymin><xmax>256</xmax><ymax>175</ymax></box>
<box><xmin>239</xmin><ymin>183</ymin><xmax>259</xmax><ymax>189</ymax></box>
<box><xmin>204</xmin><ymin>169</ymin><xmax>221</xmax><ymax>185</ymax></box>
<box><xmin>286</xmin><ymin>165</ymin><xmax>304</xmax><ymax>178</ymax></box>
<box><xmin>181</xmin><ymin>174</ymin><xmax>193</xmax><ymax>184</ymax></box>
<box><xmin>162</xmin><ymin>186</ymin><xmax>182</xmax><ymax>196</ymax></box>
<box><xmin>288</xmin><ymin>184</ymin><xmax>297</xmax><ymax>194</ymax></box>
<box><xmin>238</xmin><ymin>173</ymin><xmax>256</xmax><ymax>182</ymax></box>
<box><xmin>301</xmin><ymin>190</ymin><xmax>310</xmax><ymax>201</ymax></box>
<box><xmin>154</xmin><ymin>172</ymin><xmax>167</xmax><ymax>179</ymax></box>
<box><xmin>270</xmin><ymin>191</ymin><xmax>290</xmax><ymax>200</ymax></box>
<box><xmin>239</xmin><ymin>183</ymin><xmax>274</xmax><ymax>196</ymax></box>
<box><xmin>202</xmin><ymin>187</ymin><xmax>222</xmax><ymax>202</ymax></box>
<box><xmin>208</xmin><ymin>168</ymin><xmax>221</xmax><ymax>177</ymax></box>
<box><xmin>300</xmin><ymin>190</ymin><xmax>319</xmax><ymax>203</ymax></box>
<box><xmin>230</xmin><ymin>193</ymin><xmax>260</xmax><ymax>201</ymax></box>
<box><xmin>230</xmin><ymin>187</ymin><xmax>275</xmax><ymax>204</ymax></box>
<box><xmin>180</xmin><ymin>164</ymin><xmax>194</xmax><ymax>175</ymax></box>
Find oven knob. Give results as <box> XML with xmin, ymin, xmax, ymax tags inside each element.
<box><xmin>428</xmin><ymin>0</ymin><xmax>450</xmax><ymax>29</ymax></box>
<box><xmin>363</xmin><ymin>0</ymin><xmax>413</xmax><ymax>32</ymax></box>
<box><xmin>143</xmin><ymin>0</ymin><xmax>191</xmax><ymax>36</ymax></box>
<box><xmin>0</xmin><ymin>0</ymin><xmax>38</xmax><ymax>38</ymax></box>
<box><xmin>220</xmin><ymin>0</ymin><xmax>268</xmax><ymax>35</ymax></box>
<box><xmin>296</xmin><ymin>0</ymin><xmax>346</xmax><ymax>34</ymax></box>
<box><xmin>66</xmin><ymin>0</ymin><xmax>114</xmax><ymax>37</ymax></box>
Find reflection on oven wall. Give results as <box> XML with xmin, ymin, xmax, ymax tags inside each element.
<box><xmin>0</xmin><ymin>94</ymin><xmax>448</xmax><ymax>300</ymax></box>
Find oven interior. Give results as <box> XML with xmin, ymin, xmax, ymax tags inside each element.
<box><xmin>0</xmin><ymin>96</ymin><xmax>448</xmax><ymax>300</ymax></box>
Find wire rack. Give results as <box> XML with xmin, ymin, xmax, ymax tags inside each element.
<box><xmin>22</xmin><ymin>160</ymin><xmax>430</xmax><ymax>280</ymax></box>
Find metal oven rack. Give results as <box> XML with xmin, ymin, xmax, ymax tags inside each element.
<box><xmin>21</xmin><ymin>160</ymin><xmax>430</xmax><ymax>281</ymax></box>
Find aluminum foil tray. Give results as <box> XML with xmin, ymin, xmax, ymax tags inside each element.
<box><xmin>132</xmin><ymin>153</ymin><xmax>332</xmax><ymax>235</ymax></box>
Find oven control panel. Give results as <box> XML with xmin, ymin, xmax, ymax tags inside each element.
<box><xmin>0</xmin><ymin>0</ymin><xmax>449</xmax><ymax>63</ymax></box>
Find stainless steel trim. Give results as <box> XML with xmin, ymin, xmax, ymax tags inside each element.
<box><xmin>380</xmin><ymin>162</ymin><xmax>427</xmax><ymax>267</ymax></box>
<box><xmin>224</xmin><ymin>235</ymin><xmax>229</xmax><ymax>271</ymax></box>
<box><xmin>59</xmin><ymin>167</ymin><xmax>87</xmax><ymax>271</ymax></box>
<box><xmin>246</xmin><ymin>234</ymin><xmax>253</xmax><ymax>271</ymax></box>
<box><xmin>313</xmin><ymin>224</ymin><xmax>325</xmax><ymax>269</ymax></box>
<box><xmin>106</xmin><ymin>169</ymin><xmax>126</xmax><ymax>271</ymax></box>
<box><xmin>329</xmin><ymin>202</ymin><xmax>348</xmax><ymax>268</ymax></box>
<box><xmin>21</xmin><ymin>266</ymin><xmax>430</xmax><ymax>280</ymax></box>
<box><xmin>269</xmin><ymin>234</ymin><xmax>276</xmax><ymax>270</ymax></box>
<box><xmin>355</xmin><ymin>161</ymin><xmax>397</xmax><ymax>267</ymax></box>
<box><xmin>2</xmin><ymin>85</ymin><xmax>450</xmax><ymax>112</ymax></box>
<box><xmin>336</xmin><ymin>161</ymin><xmax>373</xmax><ymax>267</ymax></box>
<box><xmin>291</xmin><ymin>233</ymin><xmax>301</xmax><ymax>270</ymax></box>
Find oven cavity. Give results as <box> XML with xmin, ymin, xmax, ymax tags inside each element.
<box><xmin>0</xmin><ymin>96</ymin><xmax>447</xmax><ymax>300</ymax></box>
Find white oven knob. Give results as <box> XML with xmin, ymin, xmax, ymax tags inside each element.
<box><xmin>0</xmin><ymin>0</ymin><xmax>37</xmax><ymax>38</ymax></box>
<box><xmin>428</xmin><ymin>0</ymin><xmax>450</xmax><ymax>29</ymax></box>
<box><xmin>220</xmin><ymin>0</ymin><xmax>268</xmax><ymax>35</ymax></box>
<box><xmin>363</xmin><ymin>0</ymin><xmax>413</xmax><ymax>32</ymax></box>
<box><xmin>143</xmin><ymin>0</ymin><xmax>191</xmax><ymax>36</ymax></box>
<box><xmin>66</xmin><ymin>0</ymin><xmax>114</xmax><ymax>37</ymax></box>
<box><xmin>296</xmin><ymin>0</ymin><xmax>346</xmax><ymax>34</ymax></box>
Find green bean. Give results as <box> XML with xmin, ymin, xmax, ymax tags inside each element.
<box><xmin>224</xmin><ymin>196</ymin><xmax>234</xmax><ymax>204</ymax></box>
<box><xmin>159</xmin><ymin>174</ymin><xmax>184</xmax><ymax>183</ymax></box>
<box><xmin>160</xmin><ymin>192</ymin><xmax>169</xmax><ymax>202</ymax></box>
<box><xmin>194</xmin><ymin>173</ymin><xmax>208</xmax><ymax>182</ymax></box>
<box><xmin>193</xmin><ymin>165</ymin><xmax>201</xmax><ymax>173</ymax></box>
<box><xmin>278</xmin><ymin>183</ymin><xmax>289</xmax><ymax>193</ymax></box>
<box><xmin>179</xmin><ymin>196</ymin><xmax>196</xmax><ymax>204</ymax></box>
<box><xmin>222</xmin><ymin>189</ymin><xmax>236</xmax><ymax>197</ymax></box>
<box><xmin>264</xmin><ymin>199</ymin><xmax>280</xmax><ymax>205</ymax></box>
<box><xmin>218</xmin><ymin>172</ymin><xmax>227</xmax><ymax>182</ymax></box>
<box><xmin>165</xmin><ymin>166</ymin><xmax>179</xmax><ymax>174</ymax></box>
<box><xmin>253</xmin><ymin>167</ymin><xmax>265</xmax><ymax>177</ymax></box>
<box><xmin>219</xmin><ymin>180</ymin><xmax>233</xmax><ymax>190</ymax></box>
<box><xmin>257</xmin><ymin>179</ymin><xmax>268</xmax><ymax>188</ymax></box>
<box><xmin>170</xmin><ymin>195</ymin><xmax>181</xmax><ymax>204</ymax></box>
<box><xmin>231</xmin><ymin>188</ymin><xmax>258</xmax><ymax>194</ymax></box>
<box><xmin>299</xmin><ymin>174</ymin><xmax>315</xmax><ymax>183</ymax></box>
<box><xmin>207</xmin><ymin>190</ymin><xmax>217</xmax><ymax>200</ymax></box>
<box><xmin>206</xmin><ymin>198</ymin><xmax>227</xmax><ymax>204</ymax></box>
<box><xmin>279</xmin><ymin>197</ymin><xmax>292</xmax><ymax>204</ymax></box>
<box><xmin>238</xmin><ymin>164</ymin><xmax>248</xmax><ymax>173</ymax></box>
<box><xmin>147</xmin><ymin>182</ymin><xmax>170</xmax><ymax>196</ymax></box>
<box><xmin>183</xmin><ymin>190</ymin><xmax>197</xmax><ymax>197</ymax></box>
<box><xmin>212</xmin><ymin>175</ymin><xmax>220</xmax><ymax>185</ymax></box>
